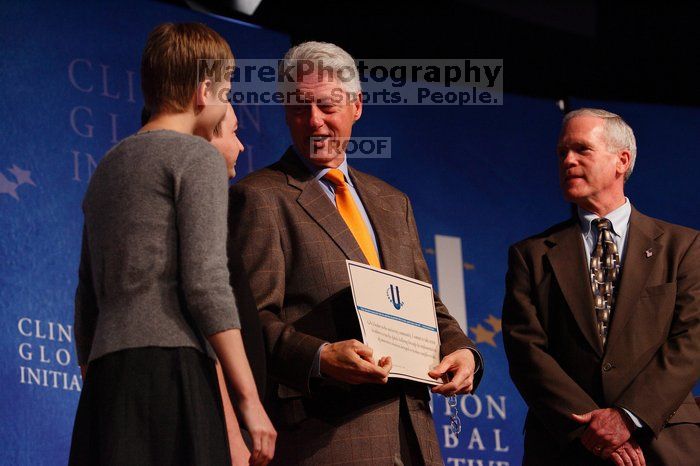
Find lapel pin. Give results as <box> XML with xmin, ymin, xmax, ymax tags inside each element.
<box><xmin>645</xmin><ymin>248</ymin><xmax>653</xmax><ymax>258</ymax></box>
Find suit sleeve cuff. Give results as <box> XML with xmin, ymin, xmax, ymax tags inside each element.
<box><xmin>619</xmin><ymin>406</ymin><xmax>643</xmax><ymax>430</ymax></box>
<box><xmin>470</xmin><ymin>347</ymin><xmax>483</xmax><ymax>374</ymax></box>
<box><xmin>310</xmin><ymin>342</ymin><xmax>329</xmax><ymax>380</ymax></box>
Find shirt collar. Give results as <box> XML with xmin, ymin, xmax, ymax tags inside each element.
<box><xmin>578</xmin><ymin>197</ymin><xmax>632</xmax><ymax>238</ymax></box>
<box><xmin>292</xmin><ymin>146</ymin><xmax>353</xmax><ymax>187</ymax></box>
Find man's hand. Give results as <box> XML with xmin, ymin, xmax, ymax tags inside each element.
<box><xmin>428</xmin><ymin>349</ymin><xmax>476</xmax><ymax>396</ymax></box>
<box><xmin>572</xmin><ymin>408</ymin><xmax>632</xmax><ymax>457</ymax></box>
<box><xmin>608</xmin><ymin>439</ymin><xmax>646</xmax><ymax>466</ymax></box>
<box><xmin>320</xmin><ymin>339</ymin><xmax>392</xmax><ymax>384</ymax></box>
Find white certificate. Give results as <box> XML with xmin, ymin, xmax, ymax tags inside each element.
<box><xmin>346</xmin><ymin>260</ymin><xmax>441</xmax><ymax>385</ymax></box>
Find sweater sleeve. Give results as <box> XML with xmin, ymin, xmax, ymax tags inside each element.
<box><xmin>175</xmin><ymin>147</ymin><xmax>240</xmax><ymax>336</ymax></box>
<box><xmin>74</xmin><ymin>224</ymin><xmax>98</xmax><ymax>366</ymax></box>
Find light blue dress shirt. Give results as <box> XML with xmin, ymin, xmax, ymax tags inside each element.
<box><xmin>578</xmin><ymin>198</ymin><xmax>632</xmax><ymax>266</ymax></box>
<box><xmin>577</xmin><ymin>198</ymin><xmax>642</xmax><ymax>429</ymax></box>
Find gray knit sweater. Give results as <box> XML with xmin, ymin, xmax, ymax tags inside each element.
<box><xmin>74</xmin><ymin>130</ymin><xmax>240</xmax><ymax>365</ymax></box>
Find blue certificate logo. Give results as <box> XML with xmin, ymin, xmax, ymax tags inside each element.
<box><xmin>387</xmin><ymin>284</ymin><xmax>405</xmax><ymax>310</ymax></box>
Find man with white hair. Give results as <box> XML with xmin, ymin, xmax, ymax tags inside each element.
<box><xmin>227</xmin><ymin>41</ymin><xmax>483</xmax><ymax>465</ymax></box>
<box><xmin>502</xmin><ymin>108</ymin><xmax>700</xmax><ymax>465</ymax></box>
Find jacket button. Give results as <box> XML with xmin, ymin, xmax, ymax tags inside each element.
<box><xmin>603</xmin><ymin>362</ymin><xmax>613</xmax><ymax>371</ymax></box>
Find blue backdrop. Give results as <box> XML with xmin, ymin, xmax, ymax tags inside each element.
<box><xmin>1</xmin><ymin>1</ymin><xmax>698</xmax><ymax>465</ymax></box>
<box><xmin>0</xmin><ymin>1</ymin><xmax>288</xmax><ymax>464</ymax></box>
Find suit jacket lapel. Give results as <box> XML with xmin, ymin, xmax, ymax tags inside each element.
<box><xmin>348</xmin><ymin>167</ymin><xmax>398</xmax><ymax>271</ymax></box>
<box><xmin>606</xmin><ymin>207</ymin><xmax>663</xmax><ymax>351</ymax></box>
<box><xmin>281</xmin><ymin>149</ymin><xmax>368</xmax><ymax>265</ymax></box>
<box><xmin>546</xmin><ymin>220</ymin><xmax>603</xmax><ymax>357</ymax></box>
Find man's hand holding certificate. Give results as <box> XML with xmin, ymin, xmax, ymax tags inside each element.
<box><xmin>319</xmin><ymin>261</ymin><xmax>476</xmax><ymax>395</ymax></box>
<box><xmin>319</xmin><ymin>339</ymin><xmax>393</xmax><ymax>385</ymax></box>
<box><xmin>320</xmin><ymin>260</ymin><xmax>474</xmax><ymax>396</ymax></box>
<box><xmin>346</xmin><ymin>260</ymin><xmax>442</xmax><ymax>385</ymax></box>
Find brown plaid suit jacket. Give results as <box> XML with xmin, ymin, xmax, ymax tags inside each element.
<box><xmin>228</xmin><ymin>148</ymin><xmax>480</xmax><ymax>465</ymax></box>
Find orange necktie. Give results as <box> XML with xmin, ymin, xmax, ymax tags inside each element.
<box><xmin>323</xmin><ymin>169</ymin><xmax>381</xmax><ymax>268</ymax></box>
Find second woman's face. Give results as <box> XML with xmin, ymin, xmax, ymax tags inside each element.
<box><xmin>211</xmin><ymin>105</ymin><xmax>244</xmax><ymax>179</ymax></box>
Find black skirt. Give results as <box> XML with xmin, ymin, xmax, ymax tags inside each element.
<box><xmin>69</xmin><ymin>347</ymin><xmax>231</xmax><ymax>466</ymax></box>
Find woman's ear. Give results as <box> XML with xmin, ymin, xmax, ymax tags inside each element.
<box><xmin>195</xmin><ymin>79</ymin><xmax>213</xmax><ymax>106</ymax></box>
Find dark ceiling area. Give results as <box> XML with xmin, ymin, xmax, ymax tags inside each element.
<box><xmin>164</xmin><ymin>0</ymin><xmax>700</xmax><ymax>107</ymax></box>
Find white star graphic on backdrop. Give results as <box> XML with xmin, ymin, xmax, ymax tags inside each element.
<box><xmin>0</xmin><ymin>172</ymin><xmax>20</xmax><ymax>200</ymax></box>
<box><xmin>9</xmin><ymin>164</ymin><xmax>36</xmax><ymax>186</ymax></box>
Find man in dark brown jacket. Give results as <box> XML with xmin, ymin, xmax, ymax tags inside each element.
<box><xmin>502</xmin><ymin>108</ymin><xmax>700</xmax><ymax>466</ymax></box>
<box><xmin>228</xmin><ymin>41</ymin><xmax>483</xmax><ymax>465</ymax></box>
